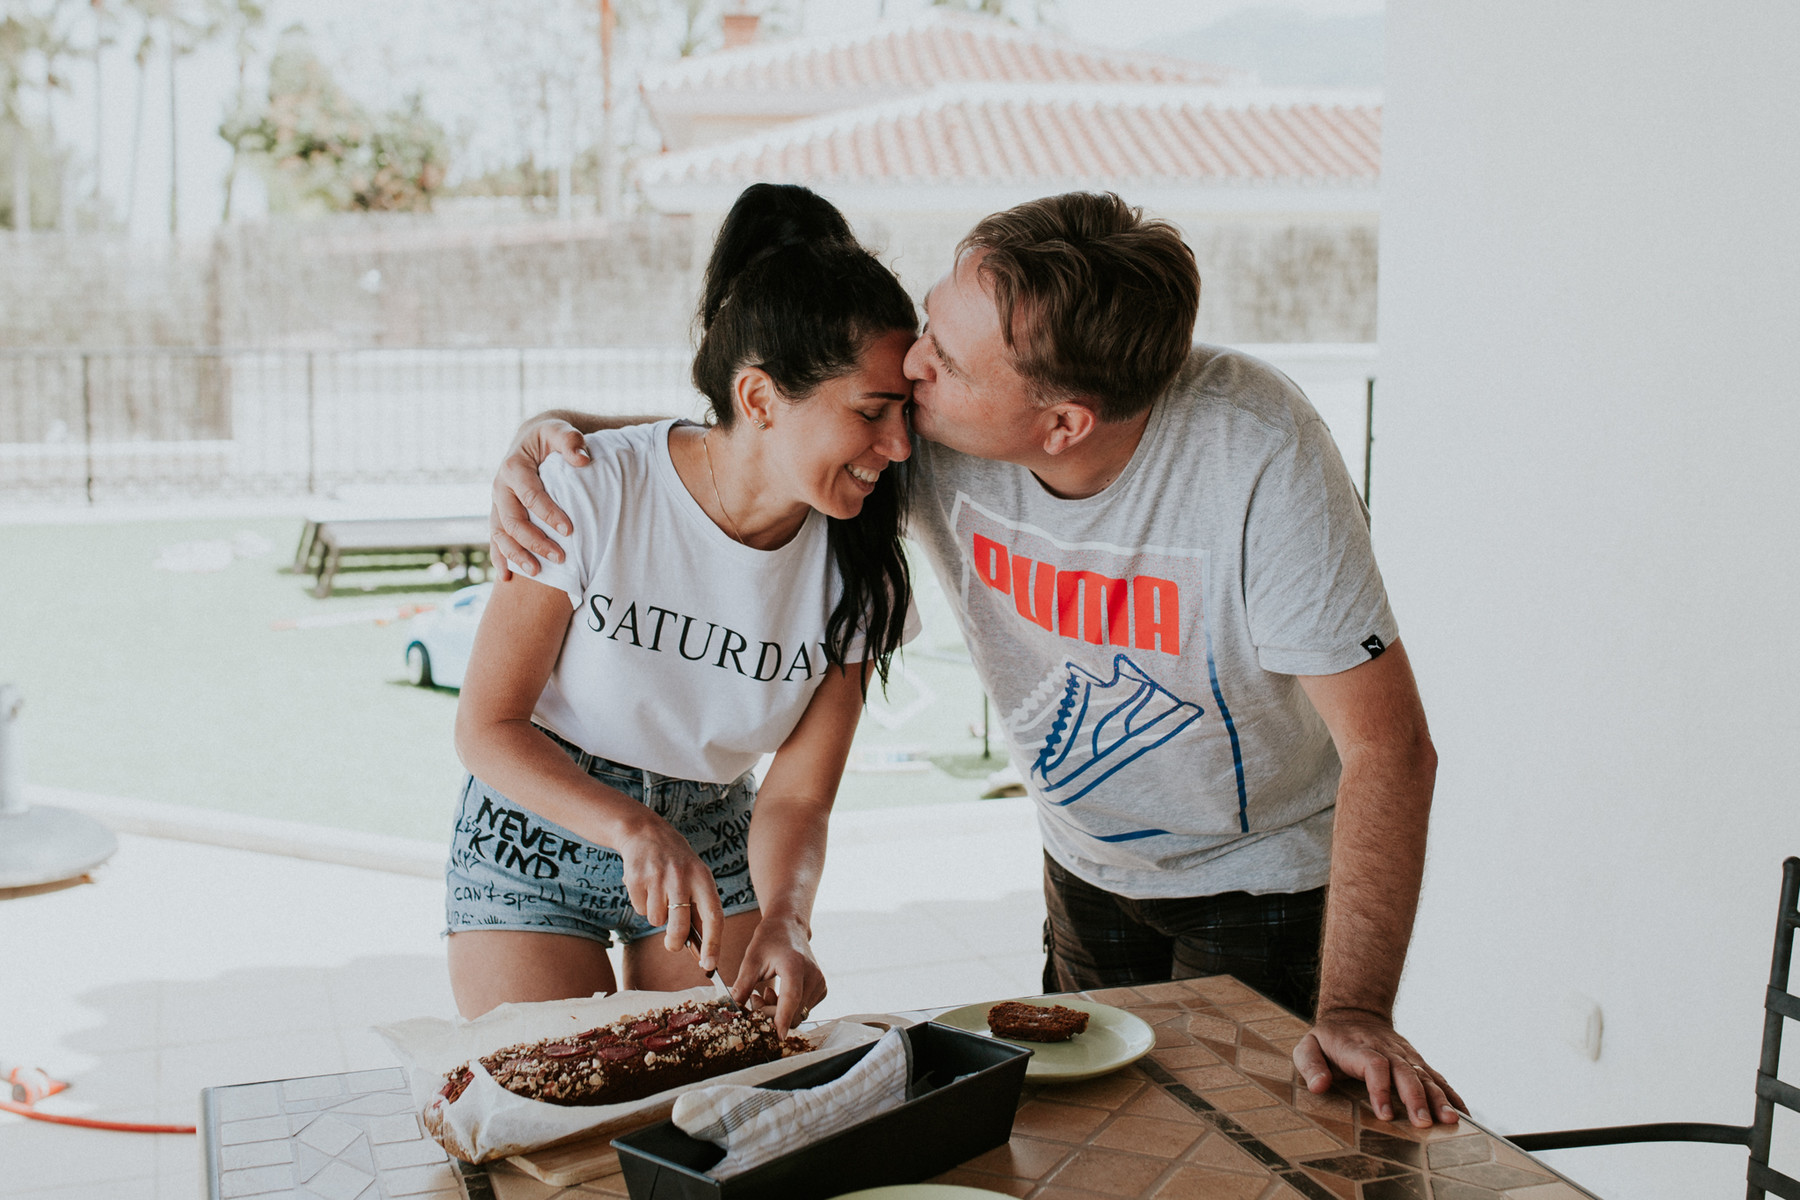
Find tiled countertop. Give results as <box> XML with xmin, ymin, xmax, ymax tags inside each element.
<box><xmin>201</xmin><ymin>977</ymin><xmax>1599</xmax><ymax>1200</ymax></box>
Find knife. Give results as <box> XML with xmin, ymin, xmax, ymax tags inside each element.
<box><xmin>686</xmin><ymin>924</ymin><xmax>743</xmax><ymax>1010</ymax></box>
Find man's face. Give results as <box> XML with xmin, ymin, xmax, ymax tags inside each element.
<box><xmin>903</xmin><ymin>250</ymin><xmax>1047</xmax><ymax>463</ymax></box>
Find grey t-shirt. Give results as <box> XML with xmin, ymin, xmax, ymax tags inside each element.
<box><xmin>907</xmin><ymin>345</ymin><xmax>1397</xmax><ymax>899</ymax></box>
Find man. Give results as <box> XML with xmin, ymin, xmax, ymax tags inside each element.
<box><xmin>490</xmin><ymin>192</ymin><xmax>1464</xmax><ymax>1127</ymax></box>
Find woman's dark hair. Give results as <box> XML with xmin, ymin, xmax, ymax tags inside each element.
<box><xmin>692</xmin><ymin>183</ymin><xmax>917</xmax><ymax>691</ymax></box>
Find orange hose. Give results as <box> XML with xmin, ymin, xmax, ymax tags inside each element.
<box><xmin>0</xmin><ymin>1098</ymin><xmax>195</xmax><ymax>1134</ymax></box>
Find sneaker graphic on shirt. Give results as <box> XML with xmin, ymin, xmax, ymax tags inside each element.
<box><xmin>1030</xmin><ymin>653</ymin><xmax>1204</xmax><ymax>807</ymax></box>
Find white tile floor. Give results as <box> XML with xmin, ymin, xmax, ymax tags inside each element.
<box><xmin>0</xmin><ymin>796</ymin><xmax>1046</xmax><ymax>1199</ymax></box>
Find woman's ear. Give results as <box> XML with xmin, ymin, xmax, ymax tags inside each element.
<box><xmin>732</xmin><ymin>367</ymin><xmax>777</xmax><ymax>430</ymax></box>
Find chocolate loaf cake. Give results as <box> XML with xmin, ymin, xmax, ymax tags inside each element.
<box><xmin>440</xmin><ymin>999</ymin><xmax>806</xmax><ymax>1108</ymax></box>
<box><xmin>986</xmin><ymin>1001</ymin><xmax>1090</xmax><ymax>1043</ymax></box>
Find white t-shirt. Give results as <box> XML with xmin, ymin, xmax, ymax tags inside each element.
<box><xmin>528</xmin><ymin>420</ymin><xmax>918</xmax><ymax>784</ymax></box>
<box><xmin>906</xmin><ymin>347</ymin><xmax>1397</xmax><ymax>898</ymax></box>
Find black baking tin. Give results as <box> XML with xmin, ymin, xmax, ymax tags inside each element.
<box><xmin>614</xmin><ymin>1021</ymin><xmax>1030</xmax><ymax>1200</ymax></box>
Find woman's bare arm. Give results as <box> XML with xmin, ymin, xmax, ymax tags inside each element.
<box><xmin>454</xmin><ymin>572</ymin><xmax>729</xmax><ymax>968</ymax></box>
<box><xmin>731</xmin><ymin>661</ymin><xmax>870</xmax><ymax>1034</ymax></box>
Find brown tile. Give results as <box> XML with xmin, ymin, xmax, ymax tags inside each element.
<box><xmin>1050</xmin><ymin>1074</ymin><xmax>1150</xmax><ymax>1111</ymax></box>
<box><xmin>1486</xmin><ymin>1138</ymin><xmax>1557</xmax><ymax>1172</ymax></box>
<box><xmin>1299</xmin><ymin>1170</ymin><xmax>1358</xmax><ymax>1200</ymax></box>
<box><xmin>1293</xmin><ymin>1088</ymin><xmax>1355</xmax><ymax>1122</ymax></box>
<box><xmin>1296</xmin><ymin>1153</ymin><xmax>1412</xmax><ymax>1182</ymax></box>
<box><xmin>1140</xmin><ymin>1007</ymin><xmax>1186</xmax><ymax>1025</ymax></box>
<box><xmin>1123</xmin><ymin>1084</ymin><xmax>1203</xmax><ymax>1124</ymax></box>
<box><xmin>1092</xmin><ymin>1115</ymin><xmax>1203</xmax><ymax>1159</ymax></box>
<box><xmin>1429</xmin><ymin>1180</ymin><xmax>1506</xmax><ymax>1200</ymax></box>
<box><xmin>1187</xmin><ymin>1014</ymin><xmax>1242</xmax><ymax>1043</ymax></box>
<box><xmin>1184</xmin><ymin>1133</ymin><xmax>1269</xmax><ymax>1176</ymax></box>
<box><xmin>1231</xmin><ymin>1106</ymin><xmax>1310</xmax><ymax>1135</ymax></box>
<box><xmin>1436</xmin><ymin>1162</ymin><xmax>1554</xmax><ymax>1189</ymax></box>
<box><xmin>1013</xmin><ymin>1100</ymin><xmax>1113</xmax><ymax>1143</ymax></box>
<box><xmin>1359</xmin><ymin>1130</ymin><xmax>1425</xmax><ymax>1166</ymax></box>
<box><xmin>1424</xmin><ymin>1134</ymin><xmax>1491</xmax><ymax>1169</ymax></box>
<box><xmin>1173</xmin><ymin>1065</ymin><xmax>1249</xmax><ymax>1091</ymax></box>
<box><xmin>1360</xmin><ymin>1175</ymin><xmax>1430</xmax><ymax>1200</ymax></box>
<box><xmin>1197</xmin><ymin>1038</ymin><xmax>1243</xmax><ymax>1064</ymax></box>
<box><xmin>1246</xmin><ymin>1077</ymin><xmax>1295</xmax><ymax>1106</ymax></box>
<box><xmin>1154</xmin><ymin>1044</ymin><xmax>1223</xmax><ymax>1069</ymax></box>
<box><xmin>1311</xmin><ymin>1117</ymin><xmax>1356</xmax><ymax>1147</ymax></box>
<box><xmin>1246</xmin><ymin>1016</ymin><xmax>1311</xmax><ymax>1041</ymax></box>
<box><xmin>1026</xmin><ymin>1187</ymin><xmax>1114</xmax><ymax>1200</ymax></box>
<box><xmin>1157</xmin><ymin>1024</ymin><xmax>1194</xmax><ymax>1048</ymax></box>
<box><xmin>1149</xmin><ymin>1166</ymin><xmax>1269</xmax><ymax>1199</ymax></box>
<box><xmin>1136</xmin><ymin>982</ymin><xmax>1201</xmax><ymax>1005</ymax></box>
<box><xmin>964</xmin><ymin>1135</ymin><xmax>1073</xmax><ymax>1181</ymax></box>
<box><xmin>1185</xmin><ymin>977</ymin><xmax>1260</xmax><ymax>1004</ymax></box>
<box><xmin>1358</xmin><ymin>1110</ymin><xmax>1430</xmax><ymax>1140</ymax></box>
<box><xmin>1238</xmin><ymin>1029</ymin><xmax>1279</xmax><ymax>1054</ymax></box>
<box><xmin>1199</xmin><ymin>1086</ymin><xmax>1281</xmax><ymax>1113</ymax></box>
<box><xmin>1237</xmin><ymin>1048</ymin><xmax>1295</xmax><ymax>1081</ymax></box>
<box><xmin>1084</xmin><ymin>987</ymin><xmax>1149</xmax><ymax>1007</ymax></box>
<box><xmin>1261</xmin><ymin>1128</ymin><xmax>1341</xmax><ymax>1158</ymax></box>
<box><xmin>931</xmin><ymin>1167</ymin><xmax>1033</xmax><ymax>1196</ymax></box>
<box><xmin>1236</xmin><ymin>1000</ymin><xmax>1291</xmax><ymax>1022</ymax></box>
<box><xmin>1046</xmin><ymin>1146</ymin><xmax>1172</xmax><ymax>1196</ymax></box>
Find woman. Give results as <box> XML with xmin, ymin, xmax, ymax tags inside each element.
<box><xmin>444</xmin><ymin>184</ymin><xmax>917</xmax><ymax>1034</ymax></box>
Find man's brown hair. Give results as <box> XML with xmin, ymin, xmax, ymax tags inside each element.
<box><xmin>959</xmin><ymin>192</ymin><xmax>1199</xmax><ymax>422</ymax></box>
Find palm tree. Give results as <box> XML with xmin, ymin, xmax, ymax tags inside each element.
<box><xmin>216</xmin><ymin>0</ymin><xmax>263</xmax><ymax>220</ymax></box>
<box><xmin>123</xmin><ymin>6</ymin><xmax>152</xmax><ymax>229</ymax></box>
<box><xmin>0</xmin><ymin>6</ymin><xmax>74</xmax><ymax>236</ymax></box>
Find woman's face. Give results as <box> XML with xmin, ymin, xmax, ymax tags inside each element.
<box><xmin>765</xmin><ymin>328</ymin><xmax>915</xmax><ymax>520</ymax></box>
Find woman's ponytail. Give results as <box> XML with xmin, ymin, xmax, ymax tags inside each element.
<box><xmin>691</xmin><ymin>184</ymin><xmax>917</xmax><ymax>692</ymax></box>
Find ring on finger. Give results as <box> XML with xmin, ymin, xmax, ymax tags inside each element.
<box><xmin>668</xmin><ymin>902</ymin><xmax>693</xmax><ymax>909</ymax></box>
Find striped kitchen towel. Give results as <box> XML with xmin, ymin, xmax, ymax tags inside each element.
<box><xmin>671</xmin><ymin>1028</ymin><xmax>911</xmax><ymax>1178</ymax></box>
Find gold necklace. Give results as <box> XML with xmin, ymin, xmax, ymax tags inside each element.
<box><xmin>701</xmin><ymin>427</ymin><xmax>749</xmax><ymax>545</ymax></box>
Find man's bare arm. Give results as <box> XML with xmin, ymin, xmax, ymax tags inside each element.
<box><xmin>489</xmin><ymin>410</ymin><xmax>667</xmax><ymax>577</ymax></box>
<box><xmin>1292</xmin><ymin>640</ymin><xmax>1467</xmax><ymax>1127</ymax></box>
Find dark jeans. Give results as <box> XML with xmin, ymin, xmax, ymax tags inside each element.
<box><xmin>1041</xmin><ymin>852</ymin><xmax>1326</xmax><ymax>1019</ymax></box>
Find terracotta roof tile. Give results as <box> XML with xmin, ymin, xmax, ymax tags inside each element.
<box><xmin>639</xmin><ymin>11</ymin><xmax>1245</xmax><ymax>112</ymax></box>
<box><xmin>637</xmin><ymin>85</ymin><xmax>1382</xmax><ymax>193</ymax></box>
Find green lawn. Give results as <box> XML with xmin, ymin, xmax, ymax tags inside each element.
<box><xmin>0</xmin><ymin>516</ymin><xmax>1006</xmax><ymax>843</ymax></box>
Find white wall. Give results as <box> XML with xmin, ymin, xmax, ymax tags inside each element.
<box><xmin>1379</xmin><ymin>5</ymin><xmax>1800</xmax><ymax>1198</ymax></box>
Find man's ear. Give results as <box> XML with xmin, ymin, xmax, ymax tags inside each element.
<box><xmin>732</xmin><ymin>367</ymin><xmax>777</xmax><ymax>429</ymax></box>
<box><xmin>1041</xmin><ymin>401</ymin><xmax>1099</xmax><ymax>457</ymax></box>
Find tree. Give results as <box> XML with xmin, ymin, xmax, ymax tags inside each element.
<box><xmin>0</xmin><ymin>2</ymin><xmax>76</xmax><ymax>235</ymax></box>
<box><xmin>226</xmin><ymin>29</ymin><xmax>448</xmax><ymax>214</ymax></box>
<box><xmin>213</xmin><ymin>0</ymin><xmax>262</xmax><ymax>218</ymax></box>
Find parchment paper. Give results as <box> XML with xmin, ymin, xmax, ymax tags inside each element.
<box><xmin>376</xmin><ymin>987</ymin><xmax>884</xmax><ymax>1164</ymax></box>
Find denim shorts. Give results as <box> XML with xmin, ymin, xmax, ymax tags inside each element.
<box><xmin>444</xmin><ymin>730</ymin><xmax>759</xmax><ymax>948</ymax></box>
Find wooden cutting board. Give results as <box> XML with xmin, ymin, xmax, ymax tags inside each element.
<box><xmin>505</xmin><ymin>1108</ymin><xmax>667</xmax><ymax>1184</ymax></box>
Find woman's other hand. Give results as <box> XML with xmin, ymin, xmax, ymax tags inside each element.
<box><xmin>616</xmin><ymin>812</ymin><xmax>728</xmax><ymax>975</ymax></box>
<box><xmin>731</xmin><ymin>915</ymin><xmax>826</xmax><ymax>1038</ymax></box>
<box><xmin>490</xmin><ymin>417</ymin><xmax>587</xmax><ymax>579</ymax></box>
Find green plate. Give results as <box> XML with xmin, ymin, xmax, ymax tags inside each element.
<box><xmin>829</xmin><ymin>1188</ymin><xmax>1011</xmax><ymax>1199</ymax></box>
<box><xmin>931</xmin><ymin>998</ymin><xmax>1156</xmax><ymax>1083</ymax></box>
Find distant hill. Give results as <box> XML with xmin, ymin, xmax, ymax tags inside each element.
<box><xmin>1149</xmin><ymin>8</ymin><xmax>1384</xmax><ymax>88</ymax></box>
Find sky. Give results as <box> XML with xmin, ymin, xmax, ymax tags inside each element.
<box><xmin>25</xmin><ymin>0</ymin><xmax>1382</xmax><ymax>239</ymax></box>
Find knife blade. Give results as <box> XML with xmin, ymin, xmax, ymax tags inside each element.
<box><xmin>685</xmin><ymin>924</ymin><xmax>742</xmax><ymax>1010</ymax></box>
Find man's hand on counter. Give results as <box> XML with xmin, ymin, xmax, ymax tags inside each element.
<box><xmin>1295</xmin><ymin>1007</ymin><xmax>1466</xmax><ymax>1128</ymax></box>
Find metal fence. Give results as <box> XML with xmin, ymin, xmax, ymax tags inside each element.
<box><xmin>0</xmin><ymin>344</ymin><xmax>1378</xmax><ymax>506</ymax></box>
<box><xmin>0</xmin><ymin>347</ymin><xmax>703</xmax><ymax>503</ymax></box>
